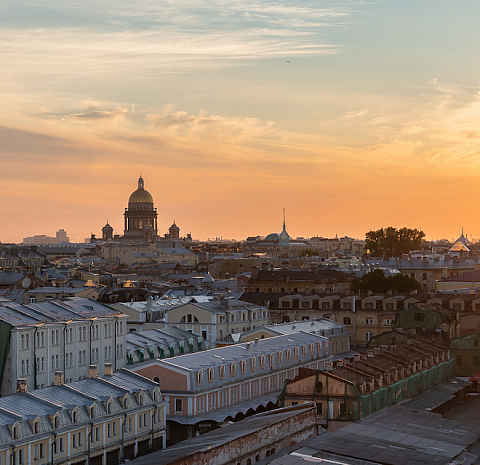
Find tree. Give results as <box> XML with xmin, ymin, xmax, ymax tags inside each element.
<box><xmin>352</xmin><ymin>269</ymin><xmax>422</xmax><ymax>293</ymax></box>
<box><xmin>365</xmin><ymin>227</ymin><xmax>425</xmax><ymax>258</ymax></box>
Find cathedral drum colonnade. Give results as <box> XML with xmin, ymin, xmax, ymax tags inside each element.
<box><xmin>123</xmin><ymin>176</ymin><xmax>158</xmax><ymax>241</ymax></box>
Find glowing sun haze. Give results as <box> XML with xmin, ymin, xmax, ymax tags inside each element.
<box><xmin>1</xmin><ymin>1</ymin><xmax>480</xmax><ymax>243</ymax></box>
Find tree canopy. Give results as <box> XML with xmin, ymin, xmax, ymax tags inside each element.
<box><xmin>365</xmin><ymin>227</ymin><xmax>425</xmax><ymax>258</ymax></box>
<box><xmin>352</xmin><ymin>269</ymin><xmax>422</xmax><ymax>293</ymax></box>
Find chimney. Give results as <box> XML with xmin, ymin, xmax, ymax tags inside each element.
<box><xmin>104</xmin><ymin>363</ymin><xmax>113</xmax><ymax>376</ymax></box>
<box><xmin>54</xmin><ymin>371</ymin><xmax>64</xmax><ymax>386</ymax></box>
<box><xmin>353</xmin><ymin>354</ymin><xmax>361</xmax><ymax>362</ymax></box>
<box><xmin>88</xmin><ymin>365</ymin><xmax>98</xmax><ymax>379</ymax></box>
<box><xmin>367</xmin><ymin>350</ymin><xmax>374</xmax><ymax>358</ymax></box>
<box><xmin>374</xmin><ymin>347</ymin><xmax>380</xmax><ymax>355</ymax></box>
<box><xmin>16</xmin><ymin>379</ymin><xmax>27</xmax><ymax>393</ymax></box>
<box><xmin>336</xmin><ymin>359</ymin><xmax>344</xmax><ymax>367</ymax></box>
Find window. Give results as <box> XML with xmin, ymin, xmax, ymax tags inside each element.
<box><xmin>316</xmin><ymin>403</ymin><xmax>323</xmax><ymax>415</ymax></box>
<box><xmin>452</xmin><ymin>303</ymin><xmax>462</xmax><ymax>311</ymax></box>
<box><xmin>51</xmin><ymin>329</ymin><xmax>59</xmax><ymax>345</ymax></box>
<box><xmin>422</xmin><ymin>273</ymin><xmax>427</xmax><ymax>281</ymax></box>
<box><xmin>59</xmin><ymin>437</ymin><xmax>64</xmax><ymax>452</ymax></box>
<box><xmin>29</xmin><ymin>297</ymin><xmax>37</xmax><ymax>304</ymax></box>
<box><xmin>36</xmin><ymin>331</ymin><xmax>45</xmax><ymax>347</ymax></box>
<box><xmin>385</xmin><ymin>319</ymin><xmax>393</xmax><ymax>326</ymax></box>
<box><xmin>316</xmin><ymin>381</ymin><xmax>323</xmax><ymax>393</ymax></box>
<box><xmin>175</xmin><ymin>398</ymin><xmax>182</xmax><ymax>413</ymax></box>
<box><xmin>343</xmin><ymin>302</ymin><xmax>352</xmax><ymax>309</ymax></box>
<box><xmin>414</xmin><ymin>313</ymin><xmax>425</xmax><ymax>322</ymax></box>
<box><xmin>321</xmin><ymin>302</ymin><xmax>331</xmax><ymax>309</ymax></box>
<box><xmin>343</xmin><ymin>317</ymin><xmax>351</xmax><ymax>325</ymax></box>
<box><xmin>260</xmin><ymin>356</ymin><xmax>265</xmax><ymax>369</ymax></box>
<box><xmin>364</xmin><ymin>331</ymin><xmax>373</xmax><ymax>342</ymax></box>
<box><xmin>282</xmin><ymin>301</ymin><xmax>290</xmax><ymax>308</ymax></box>
<box><xmin>385</xmin><ymin>303</ymin><xmax>394</xmax><ymax>310</ymax></box>
<box><xmin>250</xmin><ymin>357</ymin><xmax>256</xmax><ymax>371</ymax></box>
<box><xmin>197</xmin><ymin>370</ymin><xmax>203</xmax><ymax>385</ymax></box>
<box><xmin>230</xmin><ymin>363</ymin><xmax>236</xmax><ymax>377</ymax></box>
<box><xmin>36</xmin><ymin>356</ymin><xmax>45</xmax><ymax>373</ymax></box>
<box><xmin>92</xmin><ymin>324</ymin><xmax>99</xmax><ymax>340</ymax></box>
<box><xmin>208</xmin><ymin>367</ymin><xmax>214</xmax><ymax>382</ymax></box>
<box><xmin>241</xmin><ymin>359</ymin><xmax>246</xmax><ymax>374</ymax></box>
<box><xmin>365</xmin><ymin>318</ymin><xmax>373</xmax><ymax>325</ymax></box>
<box><xmin>12</xmin><ymin>425</ymin><xmax>19</xmax><ymax>439</ymax></box>
<box><xmin>286</xmin><ymin>349</ymin><xmax>291</xmax><ymax>362</ymax></box>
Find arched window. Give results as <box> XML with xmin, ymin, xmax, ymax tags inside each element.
<box><xmin>107</xmin><ymin>400</ymin><xmax>113</xmax><ymax>414</ymax></box>
<box><xmin>34</xmin><ymin>420</ymin><xmax>40</xmax><ymax>434</ymax></box>
<box><xmin>54</xmin><ymin>415</ymin><xmax>60</xmax><ymax>428</ymax></box>
<box><xmin>72</xmin><ymin>409</ymin><xmax>79</xmax><ymax>423</ymax></box>
<box><xmin>12</xmin><ymin>425</ymin><xmax>19</xmax><ymax>439</ymax></box>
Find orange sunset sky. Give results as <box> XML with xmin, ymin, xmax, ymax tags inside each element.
<box><xmin>1</xmin><ymin>1</ymin><xmax>480</xmax><ymax>243</ymax></box>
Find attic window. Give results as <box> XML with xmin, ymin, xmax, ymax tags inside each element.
<box><xmin>13</xmin><ymin>425</ymin><xmax>19</xmax><ymax>439</ymax></box>
<box><xmin>197</xmin><ymin>370</ymin><xmax>203</xmax><ymax>385</ymax></box>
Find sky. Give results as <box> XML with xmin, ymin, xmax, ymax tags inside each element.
<box><xmin>1</xmin><ymin>1</ymin><xmax>480</xmax><ymax>243</ymax></box>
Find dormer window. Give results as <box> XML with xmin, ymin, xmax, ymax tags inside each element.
<box><xmin>240</xmin><ymin>360</ymin><xmax>246</xmax><ymax>374</ymax></box>
<box><xmin>250</xmin><ymin>357</ymin><xmax>256</xmax><ymax>371</ymax></box>
<box><xmin>54</xmin><ymin>415</ymin><xmax>61</xmax><ymax>429</ymax></box>
<box><xmin>72</xmin><ymin>409</ymin><xmax>79</xmax><ymax>423</ymax></box>
<box><xmin>89</xmin><ymin>405</ymin><xmax>95</xmax><ymax>418</ymax></box>
<box><xmin>286</xmin><ymin>349</ymin><xmax>291</xmax><ymax>362</ymax></box>
<box><xmin>34</xmin><ymin>419</ymin><xmax>40</xmax><ymax>434</ymax></box>
<box><xmin>208</xmin><ymin>367</ymin><xmax>214</xmax><ymax>382</ymax></box>
<box><xmin>260</xmin><ymin>356</ymin><xmax>265</xmax><ymax>369</ymax></box>
<box><xmin>12</xmin><ymin>425</ymin><xmax>20</xmax><ymax>439</ymax></box>
<box><xmin>107</xmin><ymin>400</ymin><xmax>113</xmax><ymax>414</ymax></box>
<box><xmin>269</xmin><ymin>353</ymin><xmax>275</xmax><ymax>367</ymax></box>
<box><xmin>230</xmin><ymin>363</ymin><xmax>236</xmax><ymax>377</ymax></box>
<box><xmin>197</xmin><ymin>370</ymin><xmax>203</xmax><ymax>385</ymax></box>
<box><xmin>219</xmin><ymin>365</ymin><xmax>225</xmax><ymax>379</ymax></box>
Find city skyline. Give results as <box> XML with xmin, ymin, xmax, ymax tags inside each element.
<box><xmin>1</xmin><ymin>1</ymin><xmax>480</xmax><ymax>243</ymax></box>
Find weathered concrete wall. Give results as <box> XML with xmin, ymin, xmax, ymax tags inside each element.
<box><xmin>165</xmin><ymin>405</ymin><xmax>317</xmax><ymax>465</ymax></box>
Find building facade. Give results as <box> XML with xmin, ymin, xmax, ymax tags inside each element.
<box><xmin>0</xmin><ymin>297</ymin><xmax>128</xmax><ymax>396</ymax></box>
<box><xmin>0</xmin><ymin>368</ymin><xmax>166</xmax><ymax>465</ymax></box>
<box><xmin>131</xmin><ymin>332</ymin><xmax>331</xmax><ymax>445</ymax></box>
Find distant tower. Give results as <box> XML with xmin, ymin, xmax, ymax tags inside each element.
<box><xmin>279</xmin><ymin>208</ymin><xmax>290</xmax><ymax>247</ymax></box>
<box><xmin>169</xmin><ymin>221</ymin><xmax>180</xmax><ymax>239</ymax></box>
<box><xmin>102</xmin><ymin>221</ymin><xmax>114</xmax><ymax>241</ymax></box>
<box><xmin>123</xmin><ymin>175</ymin><xmax>158</xmax><ymax>241</ymax></box>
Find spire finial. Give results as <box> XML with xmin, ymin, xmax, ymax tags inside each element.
<box><xmin>283</xmin><ymin>208</ymin><xmax>286</xmax><ymax>232</ymax></box>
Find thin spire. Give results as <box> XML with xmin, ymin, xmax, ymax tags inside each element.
<box><xmin>282</xmin><ymin>208</ymin><xmax>286</xmax><ymax>232</ymax></box>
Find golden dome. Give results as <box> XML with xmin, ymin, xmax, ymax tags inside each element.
<box><xmin>128</xmin><ymin>176</ymin><xmax>154</xmax><ymax>204</ymax></box>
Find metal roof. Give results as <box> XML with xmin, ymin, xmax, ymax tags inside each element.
<box><xmin>0</xmin><ymin>297</ymin><xmax>125</xmax><ymax>327</ymax></box>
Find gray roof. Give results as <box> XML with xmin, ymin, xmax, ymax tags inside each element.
<box><xmin>0</xmin><ymin>297</ymin><xmax>125</xmax><ymax>327</ymax></box>
<box><xmin>169</xmin><ymin>298</ymin><xmax>266</xmax><ymax>314</ymax></box>
<box><xmin>398</xmin><ymin>377</ymin><xmax>470</xmax><ymax>411</ymax></box>
<box><xmin>305</xmin><ymin>406</ymin><xmax>480</xmax><ymax>465</ymax></box>
<box><xmin>155</xmin><ymin>332</ymin><xmax>327</xmax><ymax>373</ymax></box>
<box><xmin>0</xmin><ymin>273</ymin><xmax>25</xmax><ymax>285</ymax></box>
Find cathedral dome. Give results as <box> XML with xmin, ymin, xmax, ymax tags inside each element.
<box><xmin>128</xmin><ymin>176</ymin><xmax>154</xmax><ymax>204</ymax></box>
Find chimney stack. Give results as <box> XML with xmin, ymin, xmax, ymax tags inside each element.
<box><xmin>104</xmin><ymin>363</ymin><xmax>113</xmax><ymax>376</ymax></box>
<box><xmin>53</xmin><ymin>371</ymin><xmax>64</xmax><ymax>386</ymax></box>
<box><xmin>88</xmin><ymin>365</ymin><xmax>98</xmax><ymax>379</ymax></box>
<box><xmin>16</xmin><ymin>379</ymin><xmax>27</xmax><ymax>393</ymax></box>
